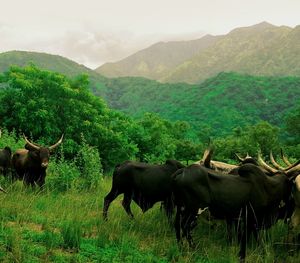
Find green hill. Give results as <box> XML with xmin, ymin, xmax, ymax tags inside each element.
<box><xmin>0</xmin><ymin>51</ymin><xmax>107</xmax><ymax>96</ymax></box>
<box><xmin>96</xmin><ymin>22</ymin><xmax>300</xmax><ymax>84</ymax></box>
<box><xmin>104</xmin><ymin>72</ymin><xmax>300</xmax><ymax>136</ymax></box>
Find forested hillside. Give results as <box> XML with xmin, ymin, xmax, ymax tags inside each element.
<box><xmin>1</xmin><ymin>51</ymin><xmax>299</xmax><ymax>138</ymax></box>
<box><xmin>104</xmin><ymin>72</ymin><xmax>300</xmax><ymax>137</ymax></box>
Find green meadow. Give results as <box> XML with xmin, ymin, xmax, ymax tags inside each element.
<box><xmin>0</xmin><ymin>176</ymin><xmax>299</xmax><ymax>263</ymax></box>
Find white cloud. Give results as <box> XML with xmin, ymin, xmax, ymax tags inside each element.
<box><xmin>0</xmin><ymin>0</ymin><xmax>299</xmax><ymax>68</ymax></box>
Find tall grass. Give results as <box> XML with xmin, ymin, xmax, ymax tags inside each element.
<box><xmin>0</xmin><ymin>177</ymin><xmax>299</xmax><ymax>262</ymax></box>
<box><xmin>0</xmin><ymin>130</ymin><xmax>299</xmax><ymax>262</ymax></box>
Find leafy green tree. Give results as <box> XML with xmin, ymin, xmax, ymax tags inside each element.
<box><xmin>247</xmin><ymin>121</ymin><xmax>280</xmax><ymax>156</ymax></box>
<box><xmin>0</xmin><ymin>65</ymin><xmax>138</xmax><ymax>169</ymax></box>
<box><xmin>136</xmin><ymin>113</ymin><xmax>177</xmax><ymax>162</ymax></box>
<box><xmin>214</xmin><ymin>121</ymin><xmax>280</xmax><ymax>162</ymax></box>
<box><xmin>174</xmin><ymin>140</ymin><xmax>202</xmax><ymax>165</ymax></box>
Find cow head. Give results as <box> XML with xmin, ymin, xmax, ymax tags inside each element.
<box><xmin>24</xmin><ymin>134</ymin><xmax>64</xmax><ymax>168</ymax></box>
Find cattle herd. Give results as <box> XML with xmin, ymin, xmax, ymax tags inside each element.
<box><xmin>1</xmin><ymin>133</ymin><xmax>300</xmax><ymax>261</ymax></box>
<box><xmin>103</xmin><ymin>147</ymin><xmax>300</xmax><ymax>261</ymax></box>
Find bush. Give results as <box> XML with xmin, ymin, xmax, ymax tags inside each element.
<box><xmin>47</xmin><ymin>155</ymin><xmax>80</xmax><ymax>192</ymax></box>
<box><xmin>75</xmin><ymin>137</ymin><xmax>103</xmax><ymax>190</ymax></box>
<box><xmin>46</xmin><ymin>140</ymin><xmax>103</xmax><ymax>192</ymax></box>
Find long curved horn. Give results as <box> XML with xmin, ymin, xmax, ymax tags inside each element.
<box><xmin>270</xmin><ymin>151</ymin><xmax>285</xmax><ymax>170</ymax></box>
<box><xmin>210</xmin><ymin>160</ymin><xmax>238</xmax><ymax>173</ymax></box>
<box><xmin>235</xmin><ymin>153</ymin><xmax>245</xmax><ymax>162</ymax></box>
<box><xmin>257</xmin><ymin>152</ymin><xmax>278</xmax><ymax>174</ymax></box>
<box><xmin>201</xmin><ymin>147</ymin><xmax>213</xmax><ymax>168</ymax></box>
<box><xmin>281</xmin><ymin>148</ymin><xmax>292</xmax><ymax>166</ymax></box>
<box><xmin>49</xmin><ymin>134</ymin><xmax>64</xmax><ymax>151</ymax></box>
<box><xmin>23</xmin><ymin>134</ymin><xmax>40</xmax><ymax>150</ymax></box>
<box><xmin>286</xmin><ymin>163</ymin><xmax>300</xmax><ymax>180</ymax></box>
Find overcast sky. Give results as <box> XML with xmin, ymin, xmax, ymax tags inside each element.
<box><xmin>0</xmin><ymin>0</ymin><xmax>299</xmax><ymax>68</ymax></box>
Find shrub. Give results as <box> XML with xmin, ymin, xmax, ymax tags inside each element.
<box><xmin>47</xmin><ymin>155</ymin><xmax>80</xmax><ymax>192</ymax></box>
<box><xmin>74</xmin><ymin>137</ymin><xmax>103</xmax><ymax>190</ymax></box>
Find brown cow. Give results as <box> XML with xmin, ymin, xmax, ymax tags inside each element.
<box><xmin>12</xmin><ymin>134</ymin><xmax>63</xmax><ymax>187</ymax></box>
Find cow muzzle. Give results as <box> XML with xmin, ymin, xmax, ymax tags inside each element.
<box><xmin>41</xmin><ymin>162</ymin><xmax>49</xmax><ymax>168</ymax></box>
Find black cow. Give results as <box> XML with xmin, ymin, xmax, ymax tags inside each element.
<box><xmin>172</xmin><ymin>163</ymin><xmax>294</xmax><ymax>261</ymax></box>
<box><xmin>12</xmin><ymin>135</ymin><xmax>63</xmax><ymax>187</ymax></box>
<box><xmin>0</xmin><ymin>146</ymin><xmax>12</xmax><ymax>177</ymax></box>
<box><xmin>103</xmin><ymin>160</ymin><xmax>185</xmax><ymax>221</ymax></box>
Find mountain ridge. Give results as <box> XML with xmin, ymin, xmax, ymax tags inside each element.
<box><xmin>96</xmin><ymin>22</ymin><xmax>300</xmax><ymax>84</ymax></box>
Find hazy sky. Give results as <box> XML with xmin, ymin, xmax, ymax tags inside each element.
<box><xmin>0</xmin><ymin>0</ymin><xmax>299</xmax><ymax>68</ymax></box>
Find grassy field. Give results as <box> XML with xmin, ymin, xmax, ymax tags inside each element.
<box><xmin>0</xmin><ymin>177</ymin><xmax>299</xmax><ymax>263</ymax></box>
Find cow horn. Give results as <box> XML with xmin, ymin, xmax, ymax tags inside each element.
<box><xmin>270</xmin><ymin>151</ymin><xmax>285</xmax><ymax>170</ymax></box>
<box><xmin>49</xmin><ymin>134</ymin><xmax>64</xmax><ymax>151</ymax></box>
<box><xmin>201</xmin><ymin>147</ymin><xmax>213</xmax><ymax>168</ymax></box>
<box><xmin>257</xmin><ymin>152</ymin><xmax>278</xmax><ymax>174</ymax></box>
<box><xmin>23</xmin><ymin>134</ymin><xmax>40</xmax><ymax>150</ymax></box>
<box><xmin>235</xmin><ymin>153</ymin><xmax>245</xmax><ymax>162</ymax></box>
<box><xmin>286</xmin><ymin>164</ymin><xmax>300</xmax><ymax>180</ymax></box>
<box><xmin>280</xmin><ymin>148</ymin><xmax>292</xmax><ymax>166</ymax></box>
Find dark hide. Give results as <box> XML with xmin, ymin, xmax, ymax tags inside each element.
<box><xmin>172</xmin><ymin>163</ymin><xmax>292</xmax><ymax>261</ymax></box>
<box><xmin>12</xmin><ymin>144</ymin><xmax>52</xmax><ymax>187</ymax></box>
<box><xmin>0</xmin><ymin>146</ymin><xmax>12</xmax><ymax>176</ymax></box>
<box><xmin>103</xmin><ymin>160</ymin><xmax>185</xmax><ymax>220</ymax></box>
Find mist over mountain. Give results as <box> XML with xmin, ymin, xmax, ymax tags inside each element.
<box><xmin>96</xmin><ymin>22</ymin><xmax>300</xmax><ymax>84</ymax></box>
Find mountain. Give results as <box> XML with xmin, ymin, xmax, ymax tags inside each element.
<box><xmin>0</xmin><ymin>51</ymin><xmax>107</xmax><ymax>96</ymax></box>
<box><xmin>96</xmin><ymin>34</ymin><xmax>222</xmax><ymax>80</ymax></box>
<box><xmin>104</xmin><ymin>72</ymin><xmax>300</xmax><ymax>136</ymax></box>
<box><xmin>96</xmin><ymin>22</ymin><xmax>300</xmax><ymax>84</ymax></box>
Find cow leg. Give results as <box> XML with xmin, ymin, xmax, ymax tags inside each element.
<box><xmin>182</xmin><ymin>210</ymin><xmax>197</xmax><ymax>248</ymax></box>
<box><xmin>23</xmin><ymin>173</ymin><xmax>32</xmax><ymax>187</ymax></box>
<box><xmin>175</xmin><ymin>206</ymin><xmax>182</xmax><ymax>244</ymax></box>
<box><xmin>163</xmin><ymin>198</ymin><xmax>174</xmax><ymax>225</ymax></box>
<box><xmin>226</xmin><ymin>218</ymin><xmax>234</xmax><ymax>243</ymax></box>
<box><xmin>36</xmin><ymin>176</ymin><xmax>45</xmax><ymax>189</ymax></box>
<box><xmin>122</xmin><ymin>192</ymin><xmax>134</xmax><ymax>218</ymax></box>
<box><xmin>103</xmin><ymin>188</ymin><xmax>120</xmax><ymax>220</ymax></box>
<box><xmin>238</xmin><ymin>219</ymin><xmax>247</xmax><ymax>262</ymax></box>
<box><xmin>238</xmin><ymin>207</ymin><xmax>250</xmax><ymax>262</ymax></box>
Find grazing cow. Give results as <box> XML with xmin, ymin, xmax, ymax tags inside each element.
<box><xmin>12</xmin><ymin>134</ymin><xmax>63</xmax><ymax>187</ymax></box>
<box><xmin>172</xmin><ymin>163</ymin><xmax>295</xmax><ymax>261</ymax></box>
<box><xmin>103</xmin><ymin>160</ymin><xmax>185</xmax><ymax>221</ymax></box>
